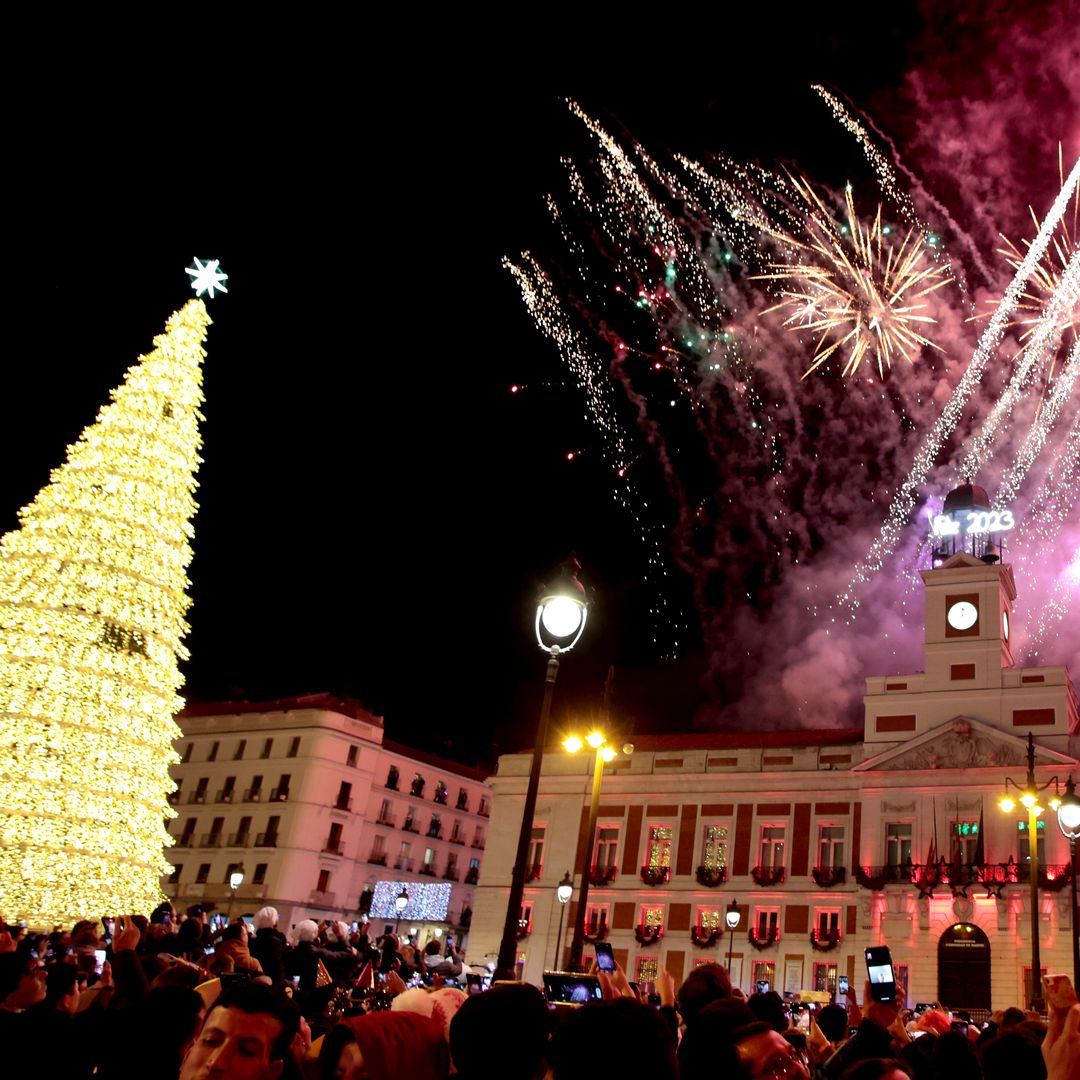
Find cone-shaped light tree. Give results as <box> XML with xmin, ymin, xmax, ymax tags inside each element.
<box><xmin>0</xmin><ymin>262</ymin><xmax>225</xmax><ymax>926</ymax></box>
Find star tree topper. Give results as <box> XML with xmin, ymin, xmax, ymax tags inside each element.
<box><xmin>186</xmin><ymin>257</ymin><xmax>228</xmax><ymax>298</ymax></box>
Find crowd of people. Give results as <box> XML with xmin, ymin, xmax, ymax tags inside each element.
<box><xmin>2</xmin><ymin>906</ymin><xmax>1079</xmax><ymax>1080</ymax></box>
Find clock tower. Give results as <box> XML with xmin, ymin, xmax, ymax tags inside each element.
<box><xmin>863</xmin><ymin>482</ymin><xmax>1076</xmax><ymax>744</ymax></box>
<box><xmin>920</xmin><ymin>550</ymin><xmax>1015</xmax><ymax>686</ymax></box>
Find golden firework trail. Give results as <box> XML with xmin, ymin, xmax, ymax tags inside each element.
<box><xmin>756</xmin><ymin>176</ymin><xmax>952</xmax><ymax>379</ymax></box>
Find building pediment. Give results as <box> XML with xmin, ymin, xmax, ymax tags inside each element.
<box><xmin>854</xmin><ymin>717</ymin><xmax>1076</xmax><ymax>772</ymax></box>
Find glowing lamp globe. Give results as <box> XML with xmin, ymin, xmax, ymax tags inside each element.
<box><xmin>999</xmin><ymin>796</ymin><xmax>1016</xmax><ymax>813</ymax></box>
<box><xmin>1057</xmin><ymin>780</ymin><xmax>1080</xmax><ymax>840</ymax></box>
<box><xmin>557</xmin><ymin>872</ymin><xmax>574</xmax><ymax>905</ymax></box>
<box><xmin>540</xmin><ymin>596</ymin><xmax>584</xmax><ymax>639</ymax></box>
<box><xmin>395</xmin><ymin>888</ymin><xmax>409</xmax><ymax>915</ymax></box>
<box><xmin>229</xmin><ymin>867</ymin><xmax>245</xmax><ymax>890</ymax></box>
<box><xmin>535</xmin><ymin>556</ymin><xmax>588</xmax><ymax>654</ymax></box>
<box><xmin>725</xmin><ymin>901</ymin><xmax>741</xmax><ymax>930</ymax></box>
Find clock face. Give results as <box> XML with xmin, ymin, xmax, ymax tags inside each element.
<box><xmin>1003</xmin><ymin>609</ymin><xmax>1010</xmax><ymax>641</ymax></box>
<box><xmin>947</xmin><ymin>601</ymin><xmax>979</xmax><ymax>631</ymax></box>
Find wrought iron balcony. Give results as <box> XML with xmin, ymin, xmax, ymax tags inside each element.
<box><xmin>227</xmin><ymin>832</ymin><xmax>250</xmax><ymax>847</ymax></box>
<box><xmin>443</xmin><ymin>869</ymin><xmax>460</xmax><ymax>881</ymax></box>
<box><xmin>696</xmin><ymin>864</ymin><xmax>728</xmax><ymax>887</ymax></box>
<box><xmin>200</xmin><ymin>833</ymin><xmax>223</xmax><ymax>848</ymax></box>
<box><xmin>589</xmin><ymin>864</ymin><xmax>618</xmax><ymax>887</ymax></box>
<box><xmin>854</xmin><ymin>860</ymin><xmax>1074</xmax><ymax>897</ymax></box>
<box><xmin>323</xmin><ymin>840</ymin><xmax>345</xmax><ymax>855</ymax></box>
<box><xmin>419</xmin><ymin>864</ymin><xmax>437</xmax><ymax>877</ymax></box>
<box><xmin>749</xmin><ymin>925</ymin><xmax>781</xmax><ymax>949</ymax></box>
<box><xmin>243</xmin><ymin>788</ymin><xmax>262</xmax><ymax>802</ymax></box>
<box><xmin>634</xmin><ymin>922</ymin><xmax>663</xmax><ymax>945</ymax></box>
<box><xmin>188</xmin><ymin>791</ymin><xmax>207</xmax><ymax>804</ymax></box>
<box><xmin>751</xmin><ymin>865</ymin><xmax>786</xmax><ymax>887</ymax></box>
<box><xmin>810</xmin><ymin>926</ymin><xmax>842</xmax><ymax>951</ymax></box>
<box><xmin>333</xmin><ymin>797</ymin><xmax>353</xmax><ymax>812</ymax></box>
<box><xmin>464</xmin><ymin>866</ymin><xmax>479</xmax><ymax>885</ymax></box>
<box><xmin>375</xmin><ymin>815</ymin><xmax>395</xmax><ymax>828</ymax></box>
<box><xmin>254</xmin><ymin>832</ymin><xmax>278</xmax><ymax>847</ymax></box>
<box><xmin>402</xmin><ymin>821</ymin><xmax>419</xmax><ymax>833</ymax></box>
<box><xmin>269</xmin><ymin>788</ymin><xmax>289</xmax><ymax>802</ymax></box>
<box><xmin>368</xmin><ymin>851</ymin><xmax>388</xmax><ymax>865</ymax></box>
<box><xmin>811</xmin><ymin>866</ymin><xmax>847</xmax><ymax>887</ymax></box>
<box><xmin>583</xmin><ymin>918</ymin><xmax>609</xmax><ymax>943</ymax></box>
<box><xmin>433</xmin><ymin>788</ymin><xmax>449</xmax><ymax>806</ymax></box>
<box><xmin>426</xmin><ymin>826</ymin><xmax>443</xmax><ymax>840</ymax></box>
<box><xmin>216</xmin><ymin>789</ymin><xmax>236</xmax><ymax>803</ymax></box>
<box><xmin>640</xmin><ymin>865</ymin><xmax>671</xmax><ymax>887</ymax></box>
<box><xmin>691</xmin><ymin>924</ymin><xmax>723</xmax><ymax>948</ymax></box>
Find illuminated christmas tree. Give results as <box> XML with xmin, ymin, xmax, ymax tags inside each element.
<box><xmin>0</xmin><ymin>260</ymin><xmax>226</xmax><ymax>926</ymax></box>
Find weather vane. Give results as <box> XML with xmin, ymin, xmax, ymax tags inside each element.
<box><xmin>186</xmin><ymin>257</ymin><xmax>228</xmax><ymax>299</ymax></box>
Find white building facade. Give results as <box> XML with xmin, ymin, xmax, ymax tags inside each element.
<box><xmin>163</xmin><ymin>693</ymin><xmax>492</xmax><ymax>937</ymax></box>
<box><xmin>470</xmin><ymin>550</ymin><xmax>1078</xmax><ymax>1012</ymax></box>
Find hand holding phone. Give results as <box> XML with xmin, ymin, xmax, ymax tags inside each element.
<box><xmin>865</xmin><ymin>946</ymin><xmax>896</xmax><ymax>1004</ymax></box>
<box><xmin>594</xmin><ymin>942</ymin><xmax>616</xmax><ymax>974</ymax></box>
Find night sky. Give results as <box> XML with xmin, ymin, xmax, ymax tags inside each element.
<box><xmin>3</xmin><ymin>4</ymin><xmax>1076</xmax><ymax>767</ymax></box>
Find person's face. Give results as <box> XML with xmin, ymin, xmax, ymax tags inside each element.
<box><xmin>179</xmin><ymin>1006</ymin><xmax>284</xmax><ymax>1080</ymax></box>
<box><xmin>736</xmin><ymin>1030</ymin><xmax>811</xmax><ymax>1080</ymax></box>
<box><xmin>334</xmin><ymin>1042</ymin><xmax>366</xmax><ymax>1079</ymax></box>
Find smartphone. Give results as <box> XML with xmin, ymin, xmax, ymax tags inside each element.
<box><xmin>219</xmin><ymin>972</ymin><xmax>253</xmax><ymax>989</ymax></box>
<box><xmin>594</xmin><ymin>942</ymin><xmax>616</xmax><ymax>974</ymax></box>
<box><xmin>848</xmin><ymin>1026</ymin><xmax>859</xmax><ymax>1038</ymax></box>
<box><xmin>542</xmin><ymin>972</ymin><xmax>603</xmax><ymax>1005</ymax></box>
<box><xmin>756</xmin><ymin>979</ymin><xmax>770</xmax><ymax>993</ymax></box>
<box><xmin>1043</xmin><ymin>974</ymin><xmax>1079</xmax><ymax>1010</ymax></box>
<box><xmin>838</xmin><ymin>975</ymin><xmax>849</xmax><ymax>995</ymax></box>
<box><xmin>951</xmin><ymin>1021</ymin><xmax>969</xmax><ymax>1035</ymax></box>
<box><xmin>628</xmin><ymin>980</ymin><xmax>641</xmax><ymax>999</ymax></box>
<box><xmin>865</xmin><ymin>946</ymin><xmax>896</xmax><ymax>1003</ymax></box>
<box><xmin>93</xmin><ymin>948</ymin><xmax>107</xmax><ymax>975</ymax></box>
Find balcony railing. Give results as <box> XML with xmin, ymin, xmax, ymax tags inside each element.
<box><xmin>385</xmin><ymin>774</ymin><xmax>400</xmax><ymax>791</ymax></box>
<box><xmin>589</xmin><ymin>864</ymin><xmax>618</xmax><ymax>887</ymax></box>
<box><xmin>410</xmin><ymin>781</ymin><xmax>426</xmax><ymax>798</ymax></box>
<box><xmin>309</xmin><ymin>890</ymin><xmax>336</xmax><ymax>907</ymax></box>
<box><xmin>216</xmin><ymin>789</ymin><xmax>236</xmax><ymax>803</ymax></box>
<box><xmin>433</xmin><ymin>789</ymin><xmax>449</xmax><ymax>806</ymax></box>
<box><xmin>634</xmin><ymin>922</ymin><xmax>663</xmax><ymax>945</ymax></box>
<box><xmin>269</xmin><ymin>788</ymin><xmax>289</xmax><ymax>802</ymax></box>
<box><xmin>188</xmin><ymin>792</ymin><xmax>207</xmax><ymax>804</ymax></box>
<box><xmin>471</xmin><ymin>839</ymin><xmax>485</xmax><ymax>849</ymax></box>
<box><xmin>456</xmin><ymin>795</ymin><xmax>469</xmax><ymax>811</ymax></box>
<box><xmin>810</xmin><ymin>927</ymin><xmax>842</xmax><ymax>951</ymax></box>
<box><xmin>323</xmin><ymin>840</ymin><xmax>345</xmax><ymax>855</ymax></box>
<box><xmin>200</xmin><ymin>833</ymin><xmax>223</xmax><ymax>848</ymax></box>
<box><xmin>395</xmin><ymin>858</ymin><xmax>415</xmax><ymax>872</ymax></box>
<box><xmin>691</xmin><ymin>924</ymin><xmax>723</xmax><ymax>947</ymax></box>
<box><xmin>751</xmin><ymin>865</ymin><xmax>786</xmax><ymax>887</ymax></box>
<box><xmin>443</xmin><ymin>868</ymin><xmax>460</xmax><ymax>881</ymax></box>
<box><xmin>243</xmin><ymin>788</ymin><xmax>262</xmax><ymax>802</ymax></box>
<box><xmin>811</xmin><ymin>865</ymin><xmax>847</xmax><ymax>888</ymax></box>
<box><xmin>227</xmin><ymin>832</ymin><xmax>250</xmax><ymax>847</ymax></box>
<box><xmin>583</xmin><ymin>919</ymin><xmax>608</xmax><ymax>943</ymax></box>
<box><xmin>419</xmin><ymin>864</ymin><xmax>437</xmax><ymax>877</ymax></box>
<box><xmin>426</xmin><ymin>827</ymin><xmax>443</xmax><ymax>840</ymax></box>
<box><xmin>749</xmin><ymin>925</ymin><xmax>781</xmax><ymax>950</ymax></box>
<box><xmin>854</xmin><ymin>861</ymin><xmax>1074</xmax><ymax>896</ymax></box>
<box><xmin>525</xmin><ymin>863</ymin><xmax>543</xmax><ymax>882</ymax></box>
<box><xmin>175</xmin><ymin>835</ymin><xmax>194</xmax><ymax>848</ymax></box>
<box><xmin>368</xmin><ymin>851</ymin><xmax>388</xmax><ymax>865</ymax></box>
<box><xmin>696</xmin><ymin>864</ymin><xmax>728</xmax><ymax>887</ymax></box>
<box><xmin>254</xmin><ymin>832</ymin><xmax>278</xmax><ymax>847</ymax></box>
<box><xmin>376</xmin><ymin>816</ymin><xmax>395</xmax><ymax>828</ymax></box>
<box><xmin>167</xmin><ymin>791</ymin><xmax>180</xmax><ymax>806</ymax></box>
<box><xmin>402</xmin><ymin>821</ymin><xmax>419</xmax><ymax>833</ymax></box>
<box><xmin>464</xmin><ymin>866</ymin><xmax>479</xmax><ymax>885</ymax></box>
<box><xmin>333</xmin><ymin>797</ymin><xmax>353</xmax><ymax>812</ymax></box>
<box><xmin>478</xmin><ymin>804</ymin><xmax>490</xmax><ymax>818</ymax></box>
<box><xmin>640</xmin><ymin>865</ymin><xmax>670</xmax><ymax>887</ymax></box>
<box><xmin>449</xmin><ymin>834</ymin><xmax>466</xmax><ymax>845</ymax></box>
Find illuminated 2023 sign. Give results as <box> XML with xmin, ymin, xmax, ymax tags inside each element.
<box><xmin>932</xmin><ymin>509</ymin><xmax>1016</xmax><ymax>538</ymax></box>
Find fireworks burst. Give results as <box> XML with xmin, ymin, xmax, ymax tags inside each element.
<box><xmin>755</xmin><ymin>177</ymin><xmax>953</xmax><ymax>379</ymax></box>
<box><xmin>507</xmin><ymin>98</ymin><xmax>1078</xmax><ymax>726</ymax></box>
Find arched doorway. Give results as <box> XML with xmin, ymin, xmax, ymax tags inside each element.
<box><xmin>938</xmin><ymin>923</ymin><xmax>991</xmax><ymax>1010</ymax></box>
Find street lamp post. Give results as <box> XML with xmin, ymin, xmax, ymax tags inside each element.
<box><xmin>553</xmin><ymin>872</ymin><xmax>573</xmax><ymax>970</ymax></box>
<box><xmin>998</xmin><ymin>732</ymin><xmax>1064</xmax><ymax>1013</ymax></box>
<box><xmin>1056</xmin><ymin>777</ymin><xmax>1080</xmax><ymax>990</ymax></box>
<box><xmin>564</xmin><ymin>732</ymin><xmax>620</xmax><ymax>971</ymax></box>
<box><xmin>725</xmin><ymin>899</ymin><xmax>741</xmax><ymax>987</ymax></box>
<box><xmin>495</xmin><ymin>558</ymin><xmax>588</xmax><ymax>981</ymax></box>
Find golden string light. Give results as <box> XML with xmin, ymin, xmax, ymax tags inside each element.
<box><xmin>0</xmin><ymin>299</ymin><xmax>210</xmax><ymax>927</ymax></box>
